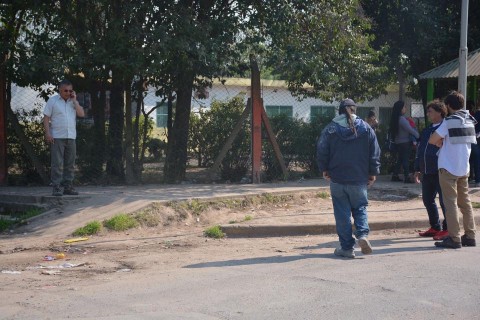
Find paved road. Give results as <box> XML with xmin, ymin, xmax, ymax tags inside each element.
<box><xmin>2</xmin><ymin>232</ymin><xmax>479</xmax><ymax>320</ymax></box>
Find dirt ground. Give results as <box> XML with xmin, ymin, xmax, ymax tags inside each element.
<box><xmin>1</xmin><ymin>188</ymin><xmax>429</xmax><ymax>280</ymax></box>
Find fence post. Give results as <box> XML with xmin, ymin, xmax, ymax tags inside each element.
<box><xmin>250</xmin><ymin>55</ymin><xmax>262</xmax><ymax>183</ymax></box>
<box><xmin>0</xmin><ymin>61</ymin><xmax>7</xmax><ymax>185</ymax></box>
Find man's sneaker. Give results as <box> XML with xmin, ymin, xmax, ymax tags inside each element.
<box><xmin>334</xmin><ymin>247</ymin><xmax>355</xmax><ymax>259</ymax></box>
<box><xmin>434</xmin><ymin>236</ymin><xmax>461</xmax><ymax>249</ymax></box>
<box><xmin>461</xmin><ymin>235</ymin><xmax>476</xmax><ymax>247</ymax></box>
<box><xmin>63</xmin><ymin>186</ymin><xmax>79</xmax><ymax>196</ymax></box>
<box><xmin>357</xmin><ymin>237</ymin><xmax>373</xmax><ymax>255</ymax></box>
<box><xmin>52</xmin><ymin>186</ymin><xmax>63</xmax><ymax>197</ymax></box>
<box><xmin>419</xmin><ymin>228</ymin><xmax>440</xmax><ymax>237</ymax></box>
<box><xmin>433</xmin><ymin>230</ymin><xmax>449</xmax><ymax>240</ymax></box>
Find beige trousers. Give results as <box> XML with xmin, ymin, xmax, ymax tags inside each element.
<box><xmin>438</xmin><ymin>169</ymin><xmax>476</xmax><ymax>242</ymax></box>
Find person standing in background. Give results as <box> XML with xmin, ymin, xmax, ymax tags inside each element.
<box><xmin>43</xmin><ymin>79</ymin><xmax>84</xmax><ymax>196</ymax></box>
<box><xmin>389</xmin><ymin>101</ymin><xmax>419</xmax><ymax>183</ymax></box>
<box><xmin>414</xmin><ymin>100</ymin><xmax>448</xmax><ymax>240</ymax></box>
<box><xmin>429</xmin><ymin>91</ymin><xmax>476</xmax><ymax>249</ymax></box>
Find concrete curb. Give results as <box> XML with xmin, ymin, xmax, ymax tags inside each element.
<box><xmin>220</xmin><ymin>216</ymin><xmax>480</xmax><ymax>238</ymax></box>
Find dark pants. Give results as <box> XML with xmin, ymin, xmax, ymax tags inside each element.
<box><xmin>470</xmin><ymin>142</ymin><xmax>480</xmax><ymax>183</ymax></box>
<box><xmin>422</xmin><ymin>173</ymin><xmax>447</xmax><ymax>231</ymax></box>
<box><xmin>393</xmin><ymin>142</ymin><xmax>412</xmax><ymax>179</ymax></box>
<box><xmin>51</xmin><ymin>138</ymin><xmax>76</xmax><ymax>187</ymax></box>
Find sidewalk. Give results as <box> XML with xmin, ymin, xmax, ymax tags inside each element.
<box><xmin>1</xmin><ymin>176</ymin><xmax>479</xmax><ymax>248</ymax></box>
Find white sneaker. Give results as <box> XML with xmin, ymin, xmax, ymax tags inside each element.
<box><xmin>358</xmin><ymin>237</ymin><xmax>373</xmax><ymax>255</ymax></box>
<box><xmin>334</xmin><ymin>247</ymin><xmax>355</xmax><ymax>259</ymax></box>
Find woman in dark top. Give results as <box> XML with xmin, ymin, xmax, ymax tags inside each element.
<box><xmin>389</xmin><ymin>100</ymin><xmax>419</xmax><ymax>183</ymax></box>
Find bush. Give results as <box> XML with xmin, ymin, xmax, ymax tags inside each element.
<box><xmin>188</xmin><ymin>96</ymin><xmax>250</xmax><ymax>181</ymax></box>
<box><xmin>204</xmin><ymin>225</ymin><xmax>225</xmax><ymax>239</ymax></box>
<box><xmin>73</xmin><ymin>220</ymin><xmax>102</xmax><ymax>236</ymax></box>
<box><xmin>7</xmin><ymin>106</ymin><xmax>49</xmax><ymax>185</ymax></box>
<box><xmin>104</xmin><ymin>214</ymin><xmax>138</xmax><ymax>231</ymax></box>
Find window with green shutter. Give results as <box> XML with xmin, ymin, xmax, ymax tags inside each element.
<box><xmin>156</xmin><ymin>103</ymin><xmax>168</xmax><ymax>127</ymax></box>
<box><xmin>265</xmin><ymin>105</ymin><xmax>293</xmax><ymax>118</ymax></box>
<box><xmin>310</xmin><ymin>106</ymin><xmax>335</xmax><ymax>122</ymax></box>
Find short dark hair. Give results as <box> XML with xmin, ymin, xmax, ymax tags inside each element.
<box><xmin>444</xmin><ymin>91</ymin><xmax>464</xmax><ymax>111</ymax></box>
<box><xmin>59</xmin><ymin>79</ymin><xmax>72</xmax><ymax>88</ymax></box>
<box><xmin>427</xmin><ymin>100</ymin><xmax>447</xmax><ymax>118</ymax></box>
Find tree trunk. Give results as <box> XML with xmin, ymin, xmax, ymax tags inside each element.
<box><xmin>164</xmin><ymin>72</ymin><xmax>194</xmax><ymax>183</ymax></box>
<box><xmin>124</xmin><ymin>80</ymin><xmax>135</xmax><ymax>184</ymax></box>
<box><xmin>89</xmin><ymin>80</ymin><xmax>106</xmax><ymax>176</ymax></box>
<box><xmin>106</xmin><ymin>72</ymin><xmax>125</xmax><ymax>181</ymax></box>
<box><xmin>133</xmin><ymin>79</ymin><xmax>143</xmax><ymax>181</ymax></box>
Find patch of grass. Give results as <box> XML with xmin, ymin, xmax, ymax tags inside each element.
<box><xmin>0</xmin><ymin>218</ymin><xmax>13</xmax><ymax>232</ymax></box>
<box><xmin>187</xmin><ymin>199</ymin><xmax>208</xmax><ymax>215</ymax></box>
<box><xmin>204</xmin><ymin>225</ymin><xmax>225</xmax><ymax>239</ymax></box>
<box><xmin>243</xmin><ymin>215</ymin><xmax>253</xmax><ymax>221</ymax></box>
<box><xmin>135</xmin><ymin>210</ymin><xmax>161</xmax><ymax>227</ymax></box>
<box><xmin>104</xmin><ymin>214</ymin><xmax>139</xmax><ymax>231</ymax></box>
<box><xmin>228</xmin><ymin>220</ymin><xmax>237</xmax><ymax>224</ymax></box>
<box><xmin>472</xmin><ymin>202</ymin><xmax>480</xmax><ymax>208</ymax></box>
<box><xmin>316</xmin><ymin>191</ymin><xmax>330</xmax><ymax>199</ymax></box>
<box><xmin>73</xmin><ymin>220</ymin><xmax>102</xmax><ymax>236</ymax></box>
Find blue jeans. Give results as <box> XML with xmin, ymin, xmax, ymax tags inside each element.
<box><xmin>393</xmin><ymin>142</ymin><xmax>412</xmax><ymax>178</ymax></box>
<box><xmin>421</xmin><ymin>174</ymin><xmax>447</xmax><ymax>231</ymax></box>
<box><xmin>330</xmin><ymin>182</ymin><xmax>369</xmax><ymax>250</ymax></box>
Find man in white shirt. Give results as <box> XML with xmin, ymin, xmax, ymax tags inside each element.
<box><xmin>43</xmin><ymin>80</ymin><xmax>84</xmax><ymax>196</ymax></box>
<box><xmin>428</xmin><ymin>91</ymin><xmax>477</xmax><ymax>248</ymax></box>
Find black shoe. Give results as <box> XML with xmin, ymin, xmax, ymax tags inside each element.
<box><xmin>434</xmin><ymin>236</ymin><xmax>461</xmax><ymax>249</ymax></box>
<box><xmin>52</xmin><ymin>186</ymin><xmax>63</xmax><ymax>197</ymax></box>
<box><xmin>391</xmin><ymin>175</ymin><xmax>402</xmax><ymax>182</ymax></box>
<box><xmin>461</xmin><ymin>235</ymin><xmax>476</xmax><ymax>247</ymax></box>
<box><xmin>63</xmin><ymin>186</ymin><xmax>79</xmax><ymax>196</ymax></box>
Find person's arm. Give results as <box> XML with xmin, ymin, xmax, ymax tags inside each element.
<box><xmin>43</xmin><ymin>115</ymin><xmax>53</xmax><ymax>144</ymax></box>
<box><xmin>428</xmin><ymin>132</ymin><xmax>443</xmax><ymax>148</ymax></box>
<box><xmin>368</xmin><ymin>129</ymin><xmax>381</xmax><ymax>187</ymax></box>
<box><xmin>399</xmin><ymin>117</ymin><xmax>420</xmax><ymax>139</ymax></box>
<box><xmin>70</xmin><ymin>91</ymin><xmax>85</xmax><ymax>117</ymax></box>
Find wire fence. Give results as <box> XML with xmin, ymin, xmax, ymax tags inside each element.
<box><xmin>7</xmin><ymin>79</ymin><xmax>425</xmax><ymax>185</ymax></box>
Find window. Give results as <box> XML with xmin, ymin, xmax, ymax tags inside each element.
<box><xmin>310</xmin><ymin>106</ymin><xmax>335</xmax><ymax>122</ymax></box>
<box><xmin>156</xmin><ymin>103</ymin><xmax>168</xmax><ymax>127</ymax></box>
<box><xmin>265</xmin><ymin>105</ymin><xmax>293</xmax><ymax>118</ymax></box>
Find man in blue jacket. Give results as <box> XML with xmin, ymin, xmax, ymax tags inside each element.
<box><xmin>317</xmin><ymin>99</ymin><xmax>381</xmax><ymax>258</ymax></box>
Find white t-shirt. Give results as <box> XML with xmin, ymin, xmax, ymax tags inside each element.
<box><xmin>43</xmin><ymin>95</ymin><xmax>77</xmax><ymax>139</ymax></box>
<box><xmin>435</xmin><ymin>120</ymin><xmax>471</xmax><ymax>176</ymax></box>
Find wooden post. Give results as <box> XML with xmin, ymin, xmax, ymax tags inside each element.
<box><xmin>0</xmin><ymin>64</ymin><xmax>7</xmax><ymax>185</ymax></box>
<box><xmin>250</xmin><ymin>55</ymin><xmax>262</xmax><ymax>183</ymax></box>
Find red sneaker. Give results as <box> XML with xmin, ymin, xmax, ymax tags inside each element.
<box><xmin>419</xmin><ymin>228</ymin><xmax>439</xmax><ymax>237</ymax></box>
<box><xmin>433</xmin><ymin>230</ymin><xmax>449</xmax><ymax>240</ymax></box>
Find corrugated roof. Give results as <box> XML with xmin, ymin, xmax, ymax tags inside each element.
<box><xmin>419</xmin><ymin>48</ymin><xmax>480</xmax><ymax>79</ymax></box>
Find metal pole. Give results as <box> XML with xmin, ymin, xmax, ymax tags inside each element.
<box><xmin>458</xmin><ymin>0</ymin><xmax>469</xmax><ymax>108</ymax></box>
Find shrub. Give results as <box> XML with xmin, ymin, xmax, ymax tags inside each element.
<box><xmin>104</xmin><ymin>214</ymin><xmax>138</xmax><ymax>231</ymax></box>
<box><xmin>73</xmin><ymin>221</ymin><xmax>102</xmax><ymax>236</ymax></box>
<box><xmin>204</xmin><ymin>225</ymin><xmax>225</xmax><ymax>239</ymax></box>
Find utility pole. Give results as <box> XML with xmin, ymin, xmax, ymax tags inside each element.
<box><xmin>458</xmin><ymin>0</ymin><xmax>469</xmax><ymax>108</ymax></box>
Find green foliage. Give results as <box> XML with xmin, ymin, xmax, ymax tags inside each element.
<box><xmin>188</xmin><ymin>97</ymin><xmax>250</xmax><ymax>181</ymax></box>
<box><xmin>103</xmin><ymin>214</ymin><xmax>138</xmax><ymax>231</ymax></box>
<box><xmin>73</xmin><ymin>221</ymin><xmax>102</xmax><ymax>236</ymax></box>
<box><xmin>7</xmin><ymin>107</ymin><xmax>49</xmax><ymax>185</ymax></box>
<box><xmin>204</xmin><ymin>225</ymin><xmax>225</xmax><ymax>239</ymax></box>
<box><xmin>243</xmin><ymin>215</ymin><xmax>253</xmax><ymax>221</ymax></box>
<box><xmin>0</xmin><ymin>219</ymin><xmax>13</xmax><ymax>232</ymax></box>
<box><xmin>263</xmin><ymin>114</ymin><xmax>330</xmax><ymax>180</ymax></box>
<box><xmin>316</xmin><ymin>191</ymin><xmax>330</xmax><ymax>199</ymax></box>
<box><xmin>146</xmin><ymin>138</ymin><xmax>167</xmax><ymax>161</ymax></box>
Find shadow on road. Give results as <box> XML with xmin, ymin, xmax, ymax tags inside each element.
<box><xmin>184</xmin><ymin>237</ymin><xmax>440</xmax><ymax>269</ymax></box>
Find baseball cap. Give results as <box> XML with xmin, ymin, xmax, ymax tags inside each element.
<box><xmin>339</xmin><ymin>98</ymin><xmax>356</xmax><ymax>108</ymax></box>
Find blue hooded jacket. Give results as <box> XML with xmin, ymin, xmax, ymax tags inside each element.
<box><xmin>316</xmin><ymin>114</ymin><xmax>381</xmax><ymax>185</ymax></box>
<box><xmin>414</xmin><ymin>122</ymin><xmax>442</xmax><ymax>175</ymax></box>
